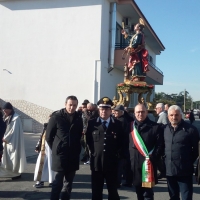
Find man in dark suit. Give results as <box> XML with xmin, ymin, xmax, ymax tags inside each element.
<box><xmin>46</xmin><ymin>95</ymin><xmax>83</xmax><ymax>200</ymax></box>
<box><xmin>86</xmin><ymin>97</ymin><xmax>124</xmax><ymax>200</ymax></box>
<box><xmin>129</xmin><ymin>104</ymin><xmax>164</xmax><ymax>200</ymax></box>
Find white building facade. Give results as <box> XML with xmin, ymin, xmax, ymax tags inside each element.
<box><xmin>0</xmin><ymin>0</ymin><xmax>165</xmax><ymax>132</ymax></box>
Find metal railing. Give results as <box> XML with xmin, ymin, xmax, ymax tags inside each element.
<box><xmin>115</xmin><ymin>43</ymin><xmax>128</xmax><ymax>49</ymax></box>
<box><xmin>115</xmin><ymin>43</ymin><xmax>163</xmax><ymax>75</ymax></box>
<box><xmin>148</xmin><ymin>61</ymin><xmax>163</xmax><ymax>75</ymax></box>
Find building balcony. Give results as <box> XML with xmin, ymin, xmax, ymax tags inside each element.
<box><xmin>114</xmin><ymin>48</ymin><xmax>163</xmax><ymax>85</ymax></box>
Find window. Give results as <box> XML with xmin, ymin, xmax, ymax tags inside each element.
<box><xmin>115</xmin><ymin>23</ymin><xmax>128</xmax><ymax>49</ymax></box>
<box><xmin>149</xmin><ymin>55</ymin><xmax>153</xmax><ymax>63</ymax></box>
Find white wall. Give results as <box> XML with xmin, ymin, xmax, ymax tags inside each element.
<box><xmin>0</xmin><ymin>0</ymin><xmax>103</xmax><ymax>110</ymax></box>
<box><xmin>116</xmin><ymin>9</ymin><xmax>123</xmax><ymax>26</ymax></box>
<box><xmin>98</xmin><ymin>1</ymin><xmax>124</xmax><ymax>101</ymax></box>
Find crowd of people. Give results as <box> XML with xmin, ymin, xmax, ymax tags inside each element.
<box><xmin>0</xmin><ymin>97</ymin><xmax>200</xmax><ymax>200</ymax></box>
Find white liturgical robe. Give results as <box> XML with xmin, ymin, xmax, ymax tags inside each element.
<box><xmin>1</xmin><ymin>113</ymin><xmax>26</xmax><ymax>174</ymax></box>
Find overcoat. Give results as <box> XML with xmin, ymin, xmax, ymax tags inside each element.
<box><xmin>129</xmin><ymin>117</ymin><xmax>164</xmax><ymax>186</ymax></box>
<box><xmin>164</xmin><ymin>120</ymin><xmax>199</xmax><ymax>176</ymax></box>
<box><xmin>195</xmin><ymin>141</ymin><xmax>200</xmax><ymax>184</ymax></box>
<box><xmin>86</xmin><ymin>117</ymin><xmax>124</xmax><ymax>171</ymax></box>
<box><xmin>46</xmin><ymin>109</ymin><xmax>83</xmax><ymax>172</ymax></box>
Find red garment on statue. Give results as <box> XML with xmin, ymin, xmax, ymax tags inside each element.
<box><xmin>128</xmin><ymin>48</ymin><xmax>149</xmax><ymax>73</ymax></box>
<box><xmin>141</xmin><ymin>49</ymin><xmax>149</xmax><ymax>72</ymax></box>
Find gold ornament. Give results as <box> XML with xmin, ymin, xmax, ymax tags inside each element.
<box><xmin>139</xmin><ymin>18</ymin><xmax>145</xmax><ymax>26</ymax></box>
<box><xmin>103</xmin><ymin>98</ymin><xmax>109</xmax><ymax>104</ymax></box>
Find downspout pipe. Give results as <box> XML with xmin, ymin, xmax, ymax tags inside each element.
<box><xmin>108</xmin><ymin>2</ymin><xmax>116</xmax><ymax>73</ymax></box>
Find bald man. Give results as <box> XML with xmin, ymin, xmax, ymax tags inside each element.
<box><xmin>129</xmin><ymin>104</ymin><xmax>164</xmax><ymax>200</ymax></box>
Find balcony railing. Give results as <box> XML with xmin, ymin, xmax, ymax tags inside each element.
<box><xmin>115</xmin><ymin>43</ymin><xmax>128</xmax><ymax>49</ymax></box>
<box><xmin>115</xmin><ymin>43</ymin><xmax>163</xmax><ymax>75</ymax></box>
<box><xmin>148</xmin><ymin>61</ymin><xmax>163</xmax><ymax>75</ymax></box>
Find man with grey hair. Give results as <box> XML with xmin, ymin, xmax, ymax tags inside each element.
<box><xmin>164</xmin><ymin>105</ymin><xmax>199</xmax><ymax>200</ymax></box>
<box><xmin>155</xmin><ymin>103</ymin><xmax>168</xmax><ymax>125</ymax></box>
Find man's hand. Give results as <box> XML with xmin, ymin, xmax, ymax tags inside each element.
<box><xmin>2</xmin><ymin>138</ymin><xmax>7</xmax><ymax>144</ymax></box>
<box><xmin>121</xmin><ymin>30</ymin><xmax>126</xmax><ymax>35</ymax></box>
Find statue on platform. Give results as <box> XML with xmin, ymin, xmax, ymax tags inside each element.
<box><xmin>121</xmin><ymin>18</ymin><xmax>149</xmax><ymax>82</ymax></box>
<box><xmin>113</xmin><ymin>18</ymin><xmax>155</xmax><ymax>112</ymax></box>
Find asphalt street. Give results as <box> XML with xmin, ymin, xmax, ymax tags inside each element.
<box><xmin>0</xmin><ymin>118</ymin><xmax>200</xmax><ymax>200</ymax></box>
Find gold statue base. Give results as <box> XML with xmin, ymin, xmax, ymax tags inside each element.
<box><xmin>113</xmin><ymin>83</ymin><xmax>155</xmax><ymax>110</ymax></box>
<box><xmin>112</xmin><ymin>64</ymin><xmax>156</xmax><ymax>111</ymax></box>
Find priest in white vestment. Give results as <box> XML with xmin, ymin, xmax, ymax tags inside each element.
<box><xmin>33</xmin><ymin>122</ymin><xmax>56</xmax><ymax>188</ymax></box>
<box><xmin>1</xmin><ymin>102</ymin><xmax>26</xmax><ymax>177</ymax></box>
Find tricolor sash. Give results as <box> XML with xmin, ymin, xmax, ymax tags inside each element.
<box><xmin>131</xmin><ymin>121</ymin><xmax>155</xmax><ymax>188</ymax></box>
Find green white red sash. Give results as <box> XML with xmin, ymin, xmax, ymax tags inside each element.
<box><xmin>131</xmin><ymin>121</ymin><xmax>155</xmax><ymax>188</ymax></box>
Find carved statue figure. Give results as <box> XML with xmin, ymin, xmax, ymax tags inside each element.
<box><xmin>121</xmin><ymin>18</ymin><xmax>149</xmax><ymax>82</ymax></box>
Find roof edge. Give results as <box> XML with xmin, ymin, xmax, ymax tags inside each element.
<box><xmin>118</xmin><ymin>0</ymin><xmax>165</xmax><ymax>51</ymax></box>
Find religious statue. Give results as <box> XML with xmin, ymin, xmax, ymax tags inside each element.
<box><xmin>121</xmin><ymin>18</ymin><xmax>149</xmax><ymax>82</ymax></box>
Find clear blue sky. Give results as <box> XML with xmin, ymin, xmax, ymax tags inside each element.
<box><xmin>135</xmin><ymin>0</ymin><xmax>200</xmax><ymax>101</ymax></box>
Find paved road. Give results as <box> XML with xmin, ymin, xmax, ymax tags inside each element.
<box><xmin>0</xmin><ymin>119</ymin><xmax>200</xmax><ymax>200</ymax></box>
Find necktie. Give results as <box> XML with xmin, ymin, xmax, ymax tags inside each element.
<box><xmin>102</xmin><ymin>121</ymin><xmax>107</xmax><ymax>131</ymax></box>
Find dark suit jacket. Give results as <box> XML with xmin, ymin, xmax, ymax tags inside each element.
<box><xmin>86</xmin><ymin>117</ymin><xmax>124</xmax><ymax>171</ymax></box>
<box><xmin>164</xmin><ymin>120</ymin><xmax>199</xmax><ymax>176</ymax></box>
<box><xmin>46</xmin><ymin>109</ymin><xmax>83</xmax><ymax>172</ymax></box>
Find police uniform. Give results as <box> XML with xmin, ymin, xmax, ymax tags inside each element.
<box><xmin>86</xmin><ymin>97</ymin><xmax>123</xmax><ymax>200</ymax></box>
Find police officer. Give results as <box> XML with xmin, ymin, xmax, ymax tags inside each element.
<box><xmin>86</xmin><ymin>97</ymin><xmax>124</xmax><ymax>200</ymax></box>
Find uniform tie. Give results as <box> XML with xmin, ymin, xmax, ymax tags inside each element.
<box><xmin>102</xmin><ymin>121</ymin><xmax>107</xmax><ymax>131</ymax></box>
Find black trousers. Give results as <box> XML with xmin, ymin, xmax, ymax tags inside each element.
<box><xmin>166</xmin><ymin>175</ymin><xmax>193</xmax><ymax>200</ymax></box>
<box><xmin>118</xmin><ymin>158</ymin><xmax>126</xmax><ymax>185</ymax></box>
<box><xmin>91</xmin><ymin>170</ymin><xmax>120</xmax><ymax>200</ymax></box>
<box><xmin>135</xmin><ymin>186</ymin><xmax>154</xmax><ymax>200</ymax></box>
<box><xmin>125</xmin><ymin>156</ymin><xmax>133</xmax><ymax>184</ymax></box>
<box><xmin>50</xmin><ymin>170</ymin><xmax>76</xmax><ymax>200</ymax></box>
